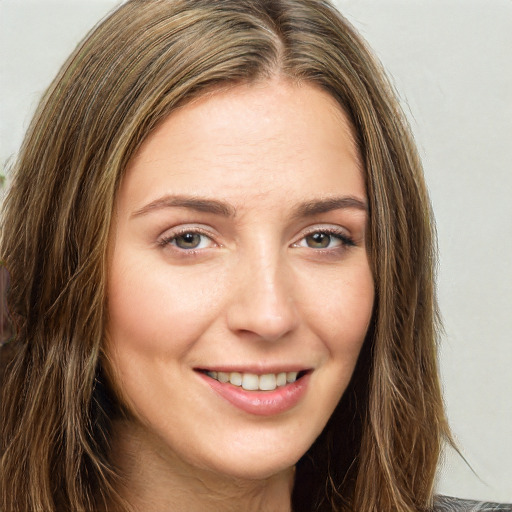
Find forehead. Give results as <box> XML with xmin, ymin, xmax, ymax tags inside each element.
<box><xmin>118</xmin><ymin>79</ymin><xmax>365</xmax><ymax>215</ymax></box>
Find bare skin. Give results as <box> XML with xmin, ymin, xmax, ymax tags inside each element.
<box><xmin>106</xmin><ymin>77</ymin><xmax>374</xmax><ymax>511</ymax></box>
<box><xmin>111</xmin><ymin>420</ymin><xmax>294</xmax><ymax>512</ymax></box>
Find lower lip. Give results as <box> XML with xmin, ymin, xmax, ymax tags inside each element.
<box><xmin>197</xmin><ymin>372</ymin><xmax>310</xmax><ymax>416</ymax></box>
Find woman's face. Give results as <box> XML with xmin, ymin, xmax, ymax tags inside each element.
<box><xmin>106</xmin><ymin>79</ymin><xmax>374</xmax><ymax>480</ymax></box>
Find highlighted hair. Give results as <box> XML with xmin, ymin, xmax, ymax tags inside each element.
<box><xmin>1</xmin><ymin>1</ymin><xmax>451</xmax><ymax>510</ymax></box>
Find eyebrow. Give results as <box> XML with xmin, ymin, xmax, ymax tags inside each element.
<box><xmin>131</xmin><ymin>195</ymin><xmax>236</xmax><ymax>218</ymax></box>
<box><xmin>131</xmin><ymin>194</ymin><xmax>368</xmax><ymax>219</ymax></box>
<box><xmin>292</xmin><ymin>196</ymin><xmax>368</xmax><ymax>218</ymax></box>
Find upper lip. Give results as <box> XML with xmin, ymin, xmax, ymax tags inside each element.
<box><xmin>194</xmin><ymin>365</ymin><xmax>312</xmax><ymax>374</ymax></box>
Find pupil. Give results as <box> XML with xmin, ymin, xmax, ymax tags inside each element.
<box><xmin>177</xmin><ymin>233</ymin><xmax>200</xmax><ymax>248</ymax></box>
<box><xmin>308</xmin><ymin>232</ymin><xmax>329</xmax><ymax>248</ymax></box>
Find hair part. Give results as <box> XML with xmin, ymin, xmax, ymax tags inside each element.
<box><xmin>1</xmin><ymin>1</ymin><xmax>451</xmax><ymax>510</ymax></box>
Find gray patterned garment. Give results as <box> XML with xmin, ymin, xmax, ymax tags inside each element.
<box><xmin>434</xmin><ymin>496</ymin><xmax>512</xmax><ymax>511</ymax></box>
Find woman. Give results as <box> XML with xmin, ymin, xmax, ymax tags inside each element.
<box><xmin>0</xmin><ymin>1</ymin><xmax>510</xmax><ymax>511</ymax></box>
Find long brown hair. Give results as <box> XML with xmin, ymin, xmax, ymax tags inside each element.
<box><xmin>0</xmin><ymin>1</ymin><xmax>451</xmax><ymax>510</ymax></box>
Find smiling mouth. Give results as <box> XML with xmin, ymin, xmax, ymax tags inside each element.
<box><xmin>197</xmin><ymin>369</ymin><xmax>309</xmax><ymax>391</ymax></box>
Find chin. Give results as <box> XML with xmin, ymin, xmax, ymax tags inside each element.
<box><xmin>190</xmin><ymin>431</ymin><xmax>313</xmax><ymax>482</ymax></box>
<box><xmin>206</xmin><ymin>454</ymin><xmax>298</xmax><ymax>482</ymax></box>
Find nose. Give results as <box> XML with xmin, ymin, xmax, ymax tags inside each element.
<box><xmin>226</xmin><ymin>250</ymin><xmax>299</xmax><ymax>342</ymax></box>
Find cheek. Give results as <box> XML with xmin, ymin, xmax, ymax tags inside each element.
<box><xmin>305</xmin><ymin>261</ymin><xmax>374</xmax><ymax>356</ymax></box>
<box><xmin>317</xmin><ymin>264</ymin><xmax>374</xmax><ymax>403</ymax></box>
<box><xmin>290</xmin><ymin>261</ymin><xmax>374</xmax><ymax>436</ymax></box>
<box><xmin>106</xmin><ymin>252</ymin><xmax>227</xmax><ymax>358</ymax></box>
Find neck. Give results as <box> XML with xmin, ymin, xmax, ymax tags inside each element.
<box><xmin>110</xmin><ymin>420</ymin><xmax>295</xmax><ymax>512</ymax></box>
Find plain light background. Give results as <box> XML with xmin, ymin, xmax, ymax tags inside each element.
<box><xmin>1</xmin><ymin>0</ymin><xmax>511</xmax><ymax>503</ymax></box>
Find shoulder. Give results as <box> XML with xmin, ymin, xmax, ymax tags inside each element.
<box><xmin>434</xmin><ymin>495</ymin><xmax>512</xmax><ymax>511</ymax></box>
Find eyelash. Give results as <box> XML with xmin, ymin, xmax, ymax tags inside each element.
<box><xmin>158</xmin><ymin>226</ymin><xmax>355</xmax><ymax>255</ymax></box>
<box><xmin>295</xmin><ymin>227</ymin><xmax>355</xmax><ymax>250</ymax></box>
<box><xmin>158</xmin><ymin>227</ymin><xmax>216</xmax><ymax>254</ymax></box>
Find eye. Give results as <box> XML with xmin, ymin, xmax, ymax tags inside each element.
<box><xmin>160</xmin><ymin>229</ymin><xmax>215</xmax><ymax>251</ymax></box>
<box><xmin>295</xmin><ymin>228</ymin><xmax>354</xmax><ymax>250</ymax></box>
<box><xmin>304</xmin><ymin>232</ymin><xmax>339</xmax><ymax>249</ymax></box>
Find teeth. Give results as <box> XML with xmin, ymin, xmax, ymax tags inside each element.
<box><xmin>217</xmin><ymin>371</ymin><xmax>229</xmax><ymax>383</ymax></box>
<box><xmin>242</xmin><ymin>373</ymin><xmax>259</xmax><ymax>390</ymax></box>
<box><xmin>205</xmin><ymin>370</ymin><xmax>302</xmax><ymax>390</ymax></box>
<box><xmin>286</xmin><ymin>371</ymin><xmax>298</xmax><ymax>383</ymax></box>
<box><xmin>259</xmin><ymin>373</ymin><xmax>277</xmax><ymax>391</ymax></box>
<box><xmin>229</xmin><ymin>372</ymin><xmax>242</xmax><ymax>386</ymax></box>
